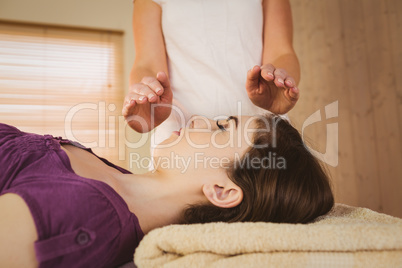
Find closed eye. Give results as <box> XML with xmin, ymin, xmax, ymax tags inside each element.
<box><xmin>216</xmin><ymin>116</ymin><xmax>238</xmax><ymax>131</ymax></box>
<box><xmin>228</xmin><ymin>116</ymin><xmax>239</xmax><ymax>129</ymax></box>
<box><xmin>216</xmin><ymin>120</ymin><xmax>226</xmax><ymax>131</ymax></box>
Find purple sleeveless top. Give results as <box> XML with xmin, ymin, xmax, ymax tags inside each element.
<box><xmin>0</xmin><ymin>123</ymin><xmax>144</xmax><ymax>267</ymax></box>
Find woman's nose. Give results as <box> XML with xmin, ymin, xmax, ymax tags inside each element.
<box><xmin>189</xmin><ymin>116</ymin><xmax>216</xmax><ymax>130</ymax></box>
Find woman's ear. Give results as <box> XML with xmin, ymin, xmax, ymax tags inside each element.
<box><xmin>202</xmin><ymin>183</ymin><xmax>243</xmax><ymax>208</ymax></box>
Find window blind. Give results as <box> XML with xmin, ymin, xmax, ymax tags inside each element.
<box><xmin>0</xmin><ymin>21</ymin><xmax>126</xmax><ymax>168</ymax></box>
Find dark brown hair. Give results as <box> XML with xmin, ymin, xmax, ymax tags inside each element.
<box><xmin>183</xmin><ymin>114</ymin><xmax>334</xmax><ymax>224</ymax></box>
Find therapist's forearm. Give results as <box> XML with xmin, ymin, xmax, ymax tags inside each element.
<box><xmin>130</xmin><ymin>64</ymin><xmax>160</xmax><ymax>85</ymax></box>
<box><xmin>263</xmin><ymin>52</ymin><xmax>300</xmax><ymax>86</ymax></box>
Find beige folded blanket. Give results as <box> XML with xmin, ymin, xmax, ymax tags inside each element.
<box><xmin>134</xmin><ymin>204</ymin><xmax>402</xmax><ymax>267</ymax></box>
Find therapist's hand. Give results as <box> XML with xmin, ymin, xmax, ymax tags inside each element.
<box><xmin>122</xmin><ymin>72</ymin><xmax>173</xmax><ymax>133</ymax></box>
<box><xmin>246</xmin><ymin>64</ymin><xmax>299</xmax><ymax>114</ymax></box>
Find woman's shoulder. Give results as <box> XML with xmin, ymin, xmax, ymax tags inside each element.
<box><xmin>0</xmin><ymin>193</ymin><xmax>38</xmax><ymax>267</ymax></box>
<box><xmin>3</xmin><ymin>178</ymin><xmax>139</xmax><ymax>266</ymax></box>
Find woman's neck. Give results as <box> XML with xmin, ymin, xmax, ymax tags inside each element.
<box><xmin>113</xmin><ymin>171</ymin><xmax>205</xmax><ymax>234</ymax></box>
<box><xmin>60</xmin><ymin>144</ymin><xmax>206</xmax><ymax>234</ymax></box>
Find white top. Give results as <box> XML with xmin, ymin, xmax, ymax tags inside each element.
<box><xmin>150</xmin><ymin>0</ymin><xmax>268</xmax><ymax>146</ymax></box>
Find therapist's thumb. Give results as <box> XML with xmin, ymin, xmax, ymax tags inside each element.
<box><xmin>246</xmin><ymin>65</ymin><xmax>261</xmax><ymax>91</ymax></box>
<box><xmin>156</xmin><ymin>71</ymin><xmax>171</xmax><ymax>92</ymax></box>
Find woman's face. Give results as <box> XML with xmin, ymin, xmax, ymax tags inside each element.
<box><xmin>153</xmin><ymin>115</ymin><xmax>267</xmax><ymax>174</ymax></box>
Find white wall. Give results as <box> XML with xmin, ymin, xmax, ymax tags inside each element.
<box><xmin>0</xmin><ymin>0</ymin><xmax>134</xmax><ymax>94</ymax></box>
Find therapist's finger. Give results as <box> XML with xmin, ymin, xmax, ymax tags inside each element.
<box><xmin>122</xmin><ymin>93</ymin><xmax>149</xmax><ymax>117</ymax></box>
<box><xmin>273</xmin><ymin>68</ymin><xmax>287</xmax><ymax>88</ymax></box>
<box><xmin>284</xmin><ymin>76</ymin><xmax>296</xmax><ymax>88</ymax></box>
<box><xmin>132</xmin><ymin>82</ymin><xmax>159</xmax><ymax>103</ymax></box>
<box><xmin>288</xmin><ymin>87</ymin><xmax>300</xmax><ymax>101</ymax></box>
<box><xmin>141</xmin><ymin>77</ymin><xmax>165</xmax><ymax>102</ymax></box>
<box><xmin>260</xmin><ymin>64</ymin><xmax>275</xmax><ymax>81</ymax></box>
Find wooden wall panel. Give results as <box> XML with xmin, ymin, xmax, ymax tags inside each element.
<box><xmin>339</xmin><ymin>0</ymin><xmax>382</xmax><ymax>212</ymax></box>
<box><xmin>387</xmin><ymin>0</ymin><xmax>402</xmax><ymax>131</ymax></box>
<box><xmin>289</xmin><ymin>0</ymin><xmax>402</xmax><ymax>217</ymax></box>
<box><xmin>361</xmin><ymin>0</ymin><xmax>402</xmax><ymax>216</ymax></box>
<box><xmin>385</xmin><ymin>0</ymin><xmax>402</xmax><ymax>216</ymax></box>
<box><xmin>320</xmin><ymin>0</ymin><xmax>358</xmax><ymax>205</ymax></box>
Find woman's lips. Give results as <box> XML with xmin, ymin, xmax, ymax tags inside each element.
<box><xmin>173</xmin><ymin>128</ymin><xmax>182</xmax><ymax>136</ymax></box>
